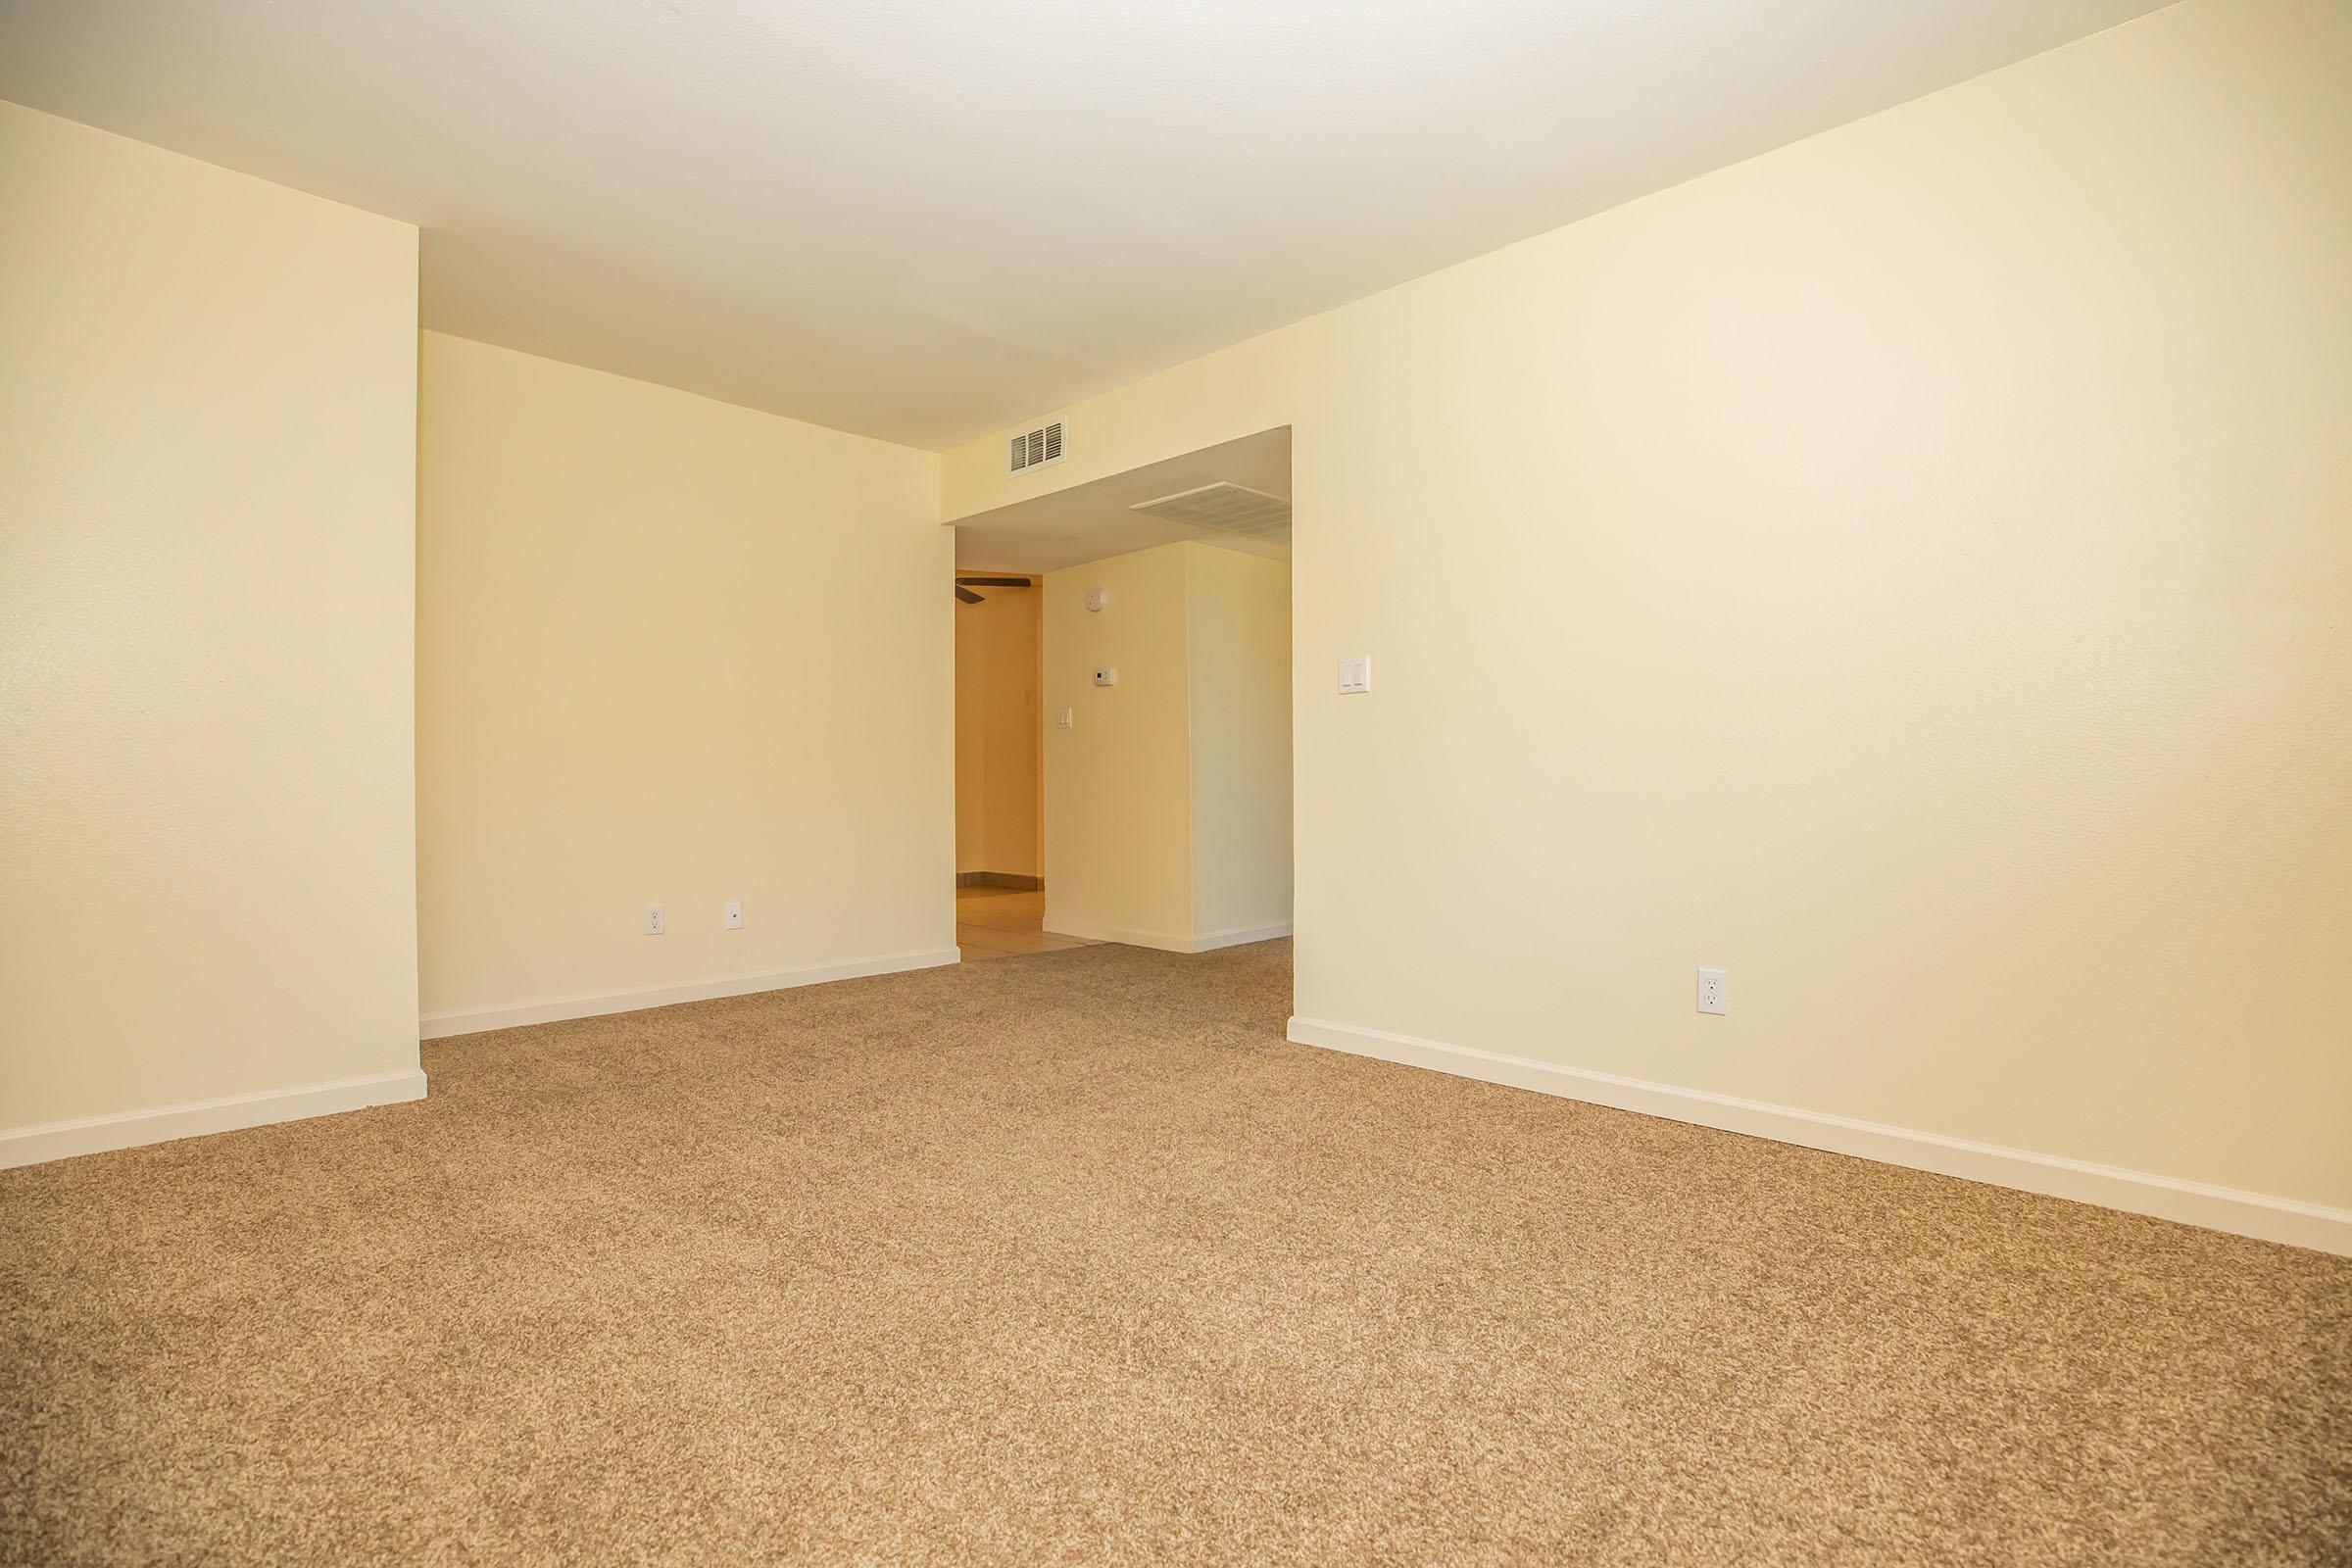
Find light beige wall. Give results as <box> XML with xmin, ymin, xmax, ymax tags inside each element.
<box><xmin>1042</xmin><ymin>545</ymin><xmax>1197</xmax><ymax>946</ymax></box>
<box><xmin>1</xmin><ymin>103</ymin><xmax>421</xmax><ymax>1130</ymax></box>
<box><xmin>1042</xmin><ymin>542</ymin><xmax>1293</xmax><ymax>949</ymax></box>
<box><xmin>1186</xmin><ymin>548</ymin><xmax>1293</xmax><ymax>941</ymax></box>
<box><xmin>416</xmin><ymin>332</ymin><xmax>950</xmax><ymax>1025</ymax></box>
<box><xmin>954</xmin><ymin>579</ymin><xmax>1041</xmax><ymax>878</ymax></box>
<box><xmin>943</xmin><ymin>0</ymin><xmax>2352</xmax><ymax>1212</ymax></box>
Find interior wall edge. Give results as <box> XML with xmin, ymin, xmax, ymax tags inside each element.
<box><xmin>0</xmin><ymin>1070</ymin><xmax>429</xmax><ymax>1171</ymax></box>
<box><xmin>418</xmin><ymin>949</ymin><xmax>963</xmax><ymax>1040</ymax></box>
<box><xmin>1042</xmin><ymin>921</ymin><xmax>1295</xmax><ymax>955</ymax></box>
<box><xmin>1192</xmin><ymin>923</ymin><xmax>1296</xmax><ymax>953</ymax></box>
<box><xmin>1286</xmin><ymin>1016</ymin><xmax>2352</xmax><ymax>1257</ymax></box>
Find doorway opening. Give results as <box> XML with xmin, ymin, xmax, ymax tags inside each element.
<box><xmin>950</xmin><ymin>427</ymin><xmax>1294</xmax><ymax>960</ymax></box>
<box><xmin>952</xmin><ymin>568</ymin><xmax>1098</xmax><ymax>959</ymax></box>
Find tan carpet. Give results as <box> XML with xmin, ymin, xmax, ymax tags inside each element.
<box><xmin>3</xmin><ymin>940</ymin><xmax>2347</xmax><ymax>1566</ymax></box>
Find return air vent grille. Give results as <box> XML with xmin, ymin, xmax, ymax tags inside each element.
<box><xmin>1006</xmin><ymin>417</ymin><xmax>1065</xmax><ymax>474</ymax></box>
<box><xmin>1128</xmin><ymin>481</ymin><xmax>1292</xmax><ymax>539</ymax></box>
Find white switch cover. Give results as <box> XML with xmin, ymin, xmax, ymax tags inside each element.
<box><xmin>1697</xmin><ymin>968</ymin><xmax>1727</xmax><ymax>1014</ymax></box>
<box><xmin>1093</xmin><ymin>666</ymin><xmax>1118</xmax><ymax>687</ymax></box>
<box><xmin>724</xmin><ymin>900</ymin><xmax>743</xmax><ymax>930</ymax></box>
<box><xmin>1056</xmin><ymin>707</ymin><xmax>1074</xmax><ymax>729</ymax></box>
<box><xmin>1338</xmin><ymin>656</ymin><xmax>1371</xmax><ymax>694</ymax></box>
<box><xmin>645</xmin><ymin>904</ymin><xmax>665</xmax><ymax>936</ymax></box>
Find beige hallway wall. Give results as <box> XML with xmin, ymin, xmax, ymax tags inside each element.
<box><xmin>954</xmin><ymin>578</ymin><xmax>1042</xmax><ymax>879</ymax></box>
<box><xmin>416</xmin><ymin>332</ymin><xmax>952</xmax><ymax>1029</ymax></box>
<box><xmin>1186</xmin><ymin>548</ymin><xmax>1294</xmax><ymax>943</ymax></box>
<box><xmin>1</xmin><ymin>103</ymin><xmax>422</xmax><ymax>1137</ymax></box>
<box><xmin>1042</xmin><ymin>542</ymin><xmax>1293</xmax><ymax>951</ymax></box>
<box><xmin>939</xmin><ymin>0</ymin><xmax>2352</xmax><ymax>1215</ymax></box>
<box><xmin>1042</xmin><ymin>545</ymin><xmax>1196</xmax><ymax>947</ymax></box>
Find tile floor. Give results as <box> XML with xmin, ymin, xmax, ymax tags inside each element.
<box><xmin>955</xmin><ymin>885</ymin><xmax>1098</xmax><ymax>962</ymax></box>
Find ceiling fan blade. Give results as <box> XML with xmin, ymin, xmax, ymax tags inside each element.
<box><xmin>956</xmin><ymin>575</ymin><xmax>1033</xmax><ymax>588</ymax></box>
<box><xmin>955</xmin><ymin>586</ymin><xmax>984</xmax><ymax>605</ymax></box>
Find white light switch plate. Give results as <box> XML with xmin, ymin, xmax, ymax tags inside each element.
<box><xmin>1339</xmin><ymin>656</ymin><xmax>1371</xmax><ymax>694</ymax></box>
<box><xmin>1093</xmin><ymin>666</ymin><xmax>1117</xmax><ymax>687</ymax></box>
<box><xmin>1056</xmin><ymin>707</ymin><xmax>1074</xmax><ymax>729</ymax></box>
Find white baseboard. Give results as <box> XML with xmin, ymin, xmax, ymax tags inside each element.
<box><xmin>1286</xmin><ymin>1016</ymin><xmax>2352</xmax><ymax>1257</ymax></box>
<box><xmin>1192</xmin><ymin>922</ymin><xmax>1294</xmax><ymax>952</ymax></box>
<box><xmin>0</xmin><ymin>1068</ymin><xmax>428</xmax><ymax>1170</ymax></box>
<box><xmin>420</xmin><ymin>948</ymin><xmax>962</xmax><ymax>1039</ymax></box>
<box><xmin>1044</xmin><ymin>918</ymin><xmax>1190</xmax><ymax>952</ymax></box>
<box><xmin>1045</xmin><ymin>920</ymin><xmax>1293</xmax><ymax>955</ymax></box>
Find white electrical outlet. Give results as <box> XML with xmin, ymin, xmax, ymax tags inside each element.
<box><xmin>1697</xmin><ymin>967</ymin><xmax>1727</xmax><ymax>1014</ymax></box>
<box><xmin>724</xmin><ymin>900</ymin><xmax>743</xmax><ymax>930</ymax></box>
<box><xmin>645</xmin><ymin>904</ymin><xmax>665</xmax><ymax>936</ymax></box>
<box><xmin>1092</xmin><ymin>665</ymin><xmax>1118</xmax><ymax>687</ymax></box>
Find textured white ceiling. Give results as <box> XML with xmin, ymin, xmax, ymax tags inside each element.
<box><xmin>0</xmin><ymin>0</ymin><xmax>2165</xmax><ymax>449</ymax></box>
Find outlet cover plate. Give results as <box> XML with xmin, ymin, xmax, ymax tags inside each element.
<box><xmin>1697</xmin><ymin>967</ymin><xmax>1727</xmax><ymax>1014</ymax></box>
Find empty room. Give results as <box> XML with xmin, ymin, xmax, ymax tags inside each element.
<box><xmin>2</xmin><ymin>0</ymin><xmax>2346</xmax><ymax>1563</ymax></box>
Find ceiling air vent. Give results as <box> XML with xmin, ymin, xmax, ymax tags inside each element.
<box><xmin>1006</xmin><ymin>417</ymin><xmax>1065</xmax><ymax>475</ymax></box>
<box><xmin>1128</xmin><ymin>481</ymin><xmax>1292</xmax><ymax>539</ymax></box>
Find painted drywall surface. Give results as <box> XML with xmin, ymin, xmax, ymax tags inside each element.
<box><xmin>1040</xmin><ymin>542</ymin><xmax>1293</xmax><ymax>948</ymax></box>
<box><xmin>942</xmin><ymin>0</ymin><xmax>2352</xmax><ymax>1210</ymax></box>
<box><xmin>0</xmin><ymin>103</ymin><xmax>420</xmax><ymax>1128</ymax></box>
<box><xmin>954</xmin><ymin>579</ymin><xmax>1042</xmax><ymax>878</ymax></box>
<box><xmin>1187</xmin><ymin>549</ymin><xmax>1294</xmax><ymax>940</ymax></box>
<box><xmin>1042</xmin><ymin>546</ymin><xmax>1196</xmax><ymax>947</ymax></box>
<box><xmin>416</xmin><ymin>332</ymin><xmax>949</xmax><ymax>1020</ymax></box>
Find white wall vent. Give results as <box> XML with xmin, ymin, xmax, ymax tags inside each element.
<box><xmin>1006</xmin><ymin>417</ymin><xmax>1066</xmax><ymax>475</ymax></box>
<box><xmin>1128</xmin><ymin>481</ymin><xmax>1291</xmax><ymax>539</ymax></box>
